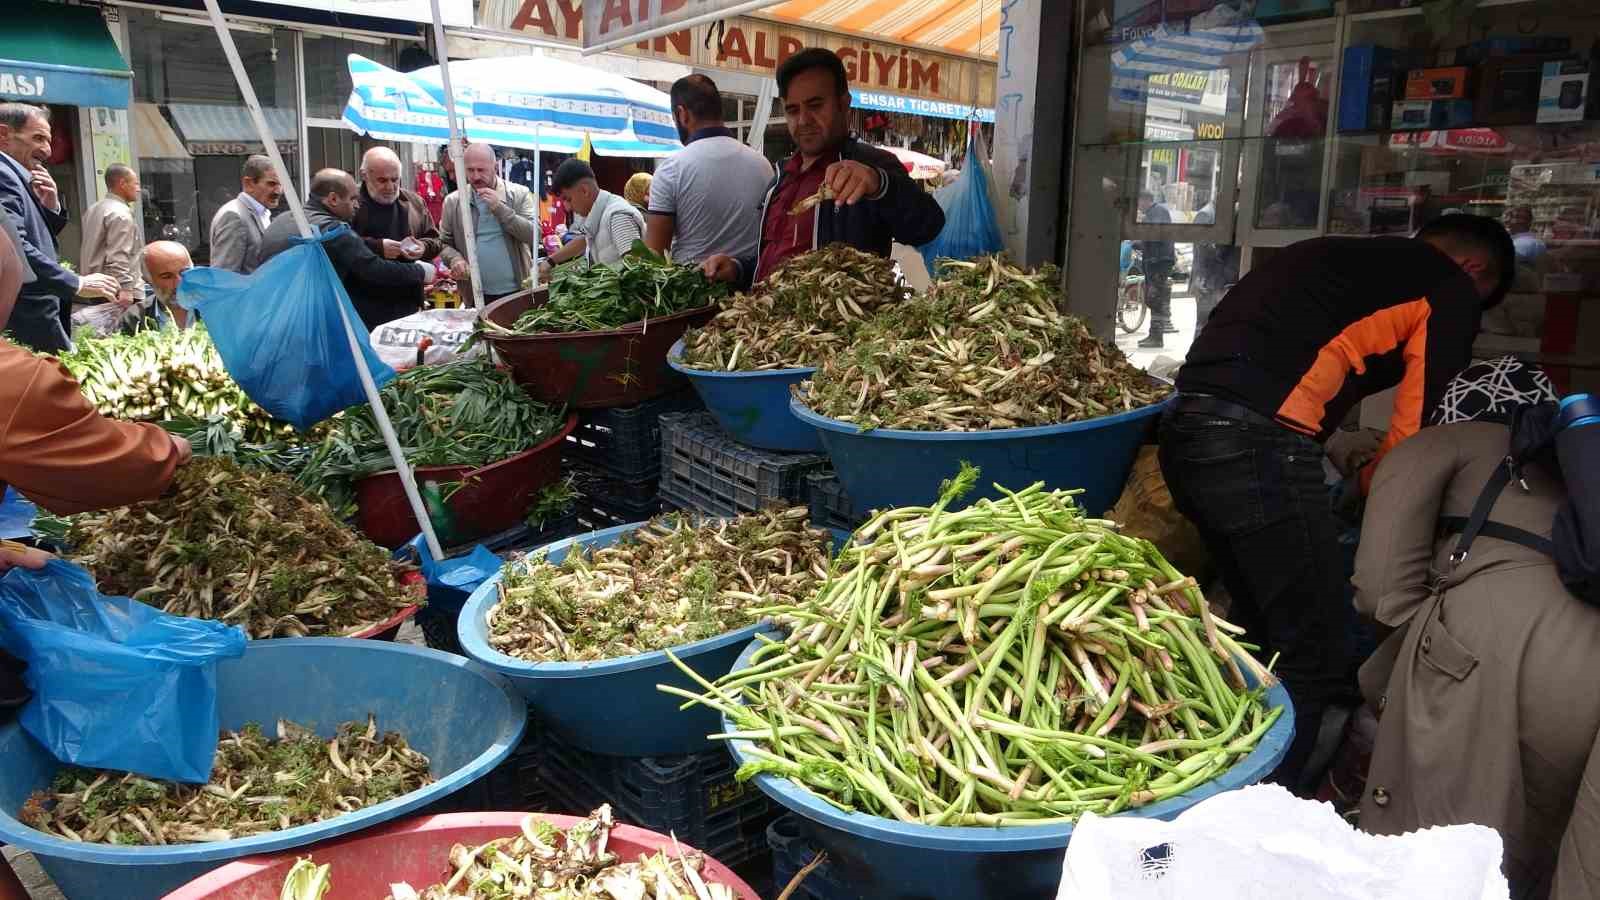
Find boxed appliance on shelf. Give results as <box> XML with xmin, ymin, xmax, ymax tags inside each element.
<box><xmin>1454</xmin><ymin>37</ymin><xmax>1572</xmax><ymax>66</ymax></box>
<box><xmin>1476</xmin><ymin>55</ymin><xmax>1555</xmax><ymax>125</ymax></box>
<box><xmin>1339</xmin><ymin>45</ymin><xmax>1397</xmax><ymax>132</ymax></box>
<box><xmin>1538</xmin><ymin>60</ymin><xmax>1591</xmax><ymax>123</ymax></box>
<box><xmin>1391</xmin><ymin>99</ymin><xmax>1475</xmax><ymax>130</ymax></box>
<box><xmin>1404</xmin><ymin>66</ymin><xmax>1472</xmax><ymax>101</ymax></box>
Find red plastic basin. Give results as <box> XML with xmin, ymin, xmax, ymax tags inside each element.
<box><xmin>482</xmin><ymin>288</ymin><xmax>717</xmax><ymax>409</ymax></box>
<box><xmin>354</xmin><ymin>415</ymin><xmax>578</xmax><ymax>549</ymax></box>
<box><xmin>162</xmin><ymin>812</ymin><xmax>762</xmax><ymax>900</ymax></box>
<box><xmin>346</xmin><ymin>571</ymin><xmax>425</xmax><ymax>641</ymax></box>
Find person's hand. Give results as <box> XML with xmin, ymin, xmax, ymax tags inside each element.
<box><xmin>699</xmin><ymin>254</ymin><xmax>739</xmax><ymax>284</ymax></box>
<box><xmin>0</xmin><ymin>542</ymin><xmax>53</xmax><ymax>573</ymax></box>
<box><xmin>416</xmin><ymin>260</ymin><xmax>438</xmax><ymax>286</ymax></box>
<box><xmin>400</xmin><ymin>237</ymin><xmax>426</xmax><ymax>260</ymax></box>
<box><xmin>381</xmin><ymin>238</ymin><xmax>405</xmax><ymax>260</ymax></box>
<box><xmin>449</xmin><ymin>259</ymin><xmax>470</xmax><ymax>280</ymax></box>
<box><xmin>475</xmin><ymin>187</ymin><xmax>501</xmax><ymax>210</ymax></box>
<box><xmin>1325</xmin><ymin>427</ymin><xmax>1386</xmax><ymax>479</ymax></box>
<box><xmin>822</xmin><ymin>160</ymin><xmax>882</xmax><ymax>207</ymax></box>
<box><xmin>113</xmin><ymin>289</ymin><xmax>135</xmax><ymax>309</ymax></box>
<box><xmin>30</xmin><ymin>164</ymin><xmax>57</xmax><ymax>210</ymax></box>
<box><xmin>76</xmin><ymin>272</ymin><xmax>119</xmax><ymax>299</ymax></box>
<box><xmin>537</xmin><ymin>258</ymin><xmax>553</xmax><ymax>278</ymax></box>
<box><xmin>172</xmin><ymin>434</ymin><xmax>193</xmax><ymax>466</ymax></box>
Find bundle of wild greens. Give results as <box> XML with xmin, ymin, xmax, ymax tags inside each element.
<box><xmin>488</xmin><ymin>507</ymin><xmax>831</xmax><ymax>662</ymax></box>
<box><xmin>678</xmin><ymin>244</ymin><xmax>911</xmax><ymax>372</ymax></box>
<box><xmin>801</xmin><ymin>256</ymin><xmax>1170</xmax><ymax>431</ymax></box>
<box><xmin>20</xmin><ymin>715</ymin><xmax>432</xmax><ymax>845</ymax></box>
<box><xmin>67</xmin><ymin>458</ymin><xmax>416</xmax><ymax>639</ymax></box>
<box><xmin>489</xmin><ymin>242</ymin><xmax>726</xmax><ymax>335</ymax></box>
<box><xmin>296</xmin><ymin>358</ymin><xmax>565</xmax><ymax>516</ymax></box>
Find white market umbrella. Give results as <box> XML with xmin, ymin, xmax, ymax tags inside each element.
<box><xmin>878</xmin><ymin>145</ymin><xmax>948</xmax><ymax>181</ymax></box>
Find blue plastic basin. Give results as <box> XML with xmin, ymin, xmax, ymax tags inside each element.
<box><xmin>667</xmin><ymin>338</ymin><xmax>821</xmax><ymax>452</ymax></box>
<box><xmin>0</xmin><ymin>639</ymin><xmax>526</xmax><ymax>900</ymax></box>
<box><xmin>790</xmin><ymin>389</ymin><xmax>1169</xmax><ymax>517</ymax></box>
<box><xmin>723</xmin><ymin>638</ymin><xmax>1294</xmax><ymax>900</ymax></box>
<box><xmin>458</xmin><ymin>522</ymin><xmax>788</xmax><ymax>757</ymax></box>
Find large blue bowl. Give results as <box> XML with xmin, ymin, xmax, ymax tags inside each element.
<box><xmin>667</xmin><ymin>338</ymin><xmax>821</xmax><ymax>452</ymax></box>
<box><xmin>723</xmin><ymin>638</ymin><xmax>1294</xmax><ymax>900</ymax></box>
<box><xmin>457</xmin><ymin>522</ymin><xmax>787</xmax><ymax>757</ymax></box>
<box><xmin>0</xmin><ymin>639</ymin><xmax>526</xmax><ymax>900</ymax></box>
<box><xmin>790</xmin><ymin>389</ymin><xmax>1168</xmax><ymax>517</ymax></box>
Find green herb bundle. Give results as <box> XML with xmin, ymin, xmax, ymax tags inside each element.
<box><xmin>490</xmin><ymin>242</ymin><xmax>725</xmax><ymax>335</ymax></box>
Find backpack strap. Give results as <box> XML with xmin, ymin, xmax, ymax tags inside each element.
<box><xmin>1447</xmin><ymin>456</ymin><xmax>1517</xmax><ymax>569</ymax></box>
<box><xmin>1438</xmin><ymin>516</ymin><xmax>1555</xmax><ymax>557</ymax></box>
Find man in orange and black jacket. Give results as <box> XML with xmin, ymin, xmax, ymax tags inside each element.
<box><xmin>1158</xmin><ymin>214</ymin><xmax>1515</xmax><ymax>794</ymax></box>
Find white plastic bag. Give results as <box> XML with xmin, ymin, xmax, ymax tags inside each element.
<box><xmin>70</xmin><ymin>300</ymin><xmax>142</xmax><ymax>337</ymax></box>
<box><xmin>368</xmin><ymin>308</ymin><xmax>482</xmax><ymax>370</ymax></box>
<box><xmin>1057</xmin><ymin>785</ymin><xmax>1509</xmax><ymax>900</ymax></box>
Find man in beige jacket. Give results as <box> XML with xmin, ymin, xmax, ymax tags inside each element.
<box><xmin>439</xmin><ymin>143</ymin><xmax>537</xmax><ymax>303</ymax></box>
<box><xmin>75</xmin><ymin>163</ymin><xmax>147</xmax><ymax>332</ymax></box>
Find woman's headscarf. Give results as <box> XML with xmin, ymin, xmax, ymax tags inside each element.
<box><xmin>1430</xmin><ymin>355</ymin><xmax>1558</xmax><ymax>426</ymax></box>
<box><xmin>624</xmin><ymin>172</ymin><xmax>652</xmax><ymax>211</ymax></box>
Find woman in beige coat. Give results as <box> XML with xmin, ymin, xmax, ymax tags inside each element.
<box><xmin>1354</xmin><ymin>358</ymin><xmax>1597</xmax><ymax>899</ymax></box>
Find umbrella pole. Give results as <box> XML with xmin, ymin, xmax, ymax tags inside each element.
<box><xmin>201</xmin><ymin>0</ymin><xmax>445</xmax><ymax>561</ymax></box>
<box><xmin>531</xmin><ymin>125</ymin><xmax>541</xmax><ymax>290</ymax></box>
<box><xmin>429</xmin><ymin>0</ymin><xmax>485</xmax><ymax>312</ymax></box>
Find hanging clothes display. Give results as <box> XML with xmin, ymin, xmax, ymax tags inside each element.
<box><xmin>416</xmin><ymin>165</ymin><xmax>445</xmax><ymax>226</ymax></box>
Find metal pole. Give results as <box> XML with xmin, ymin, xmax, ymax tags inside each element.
<box><xmin>200</xmin><ymin>0</ymin><xmax>445</xmax><ymax>560</ymax></box>
<box><xmin>429</xmin><ymin>0</ymin><xmax>485</xmax><ymax>311</ymax></box>
<box><xmin>530</xmin><ymin>124</ymin><xmax>542</xmax><ymax>290</ymax></box>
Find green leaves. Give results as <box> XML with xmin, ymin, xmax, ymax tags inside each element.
<box><xmin>509</xmin><ymin>250</ymin><xmax>727</xmax><ymax>335</ymax></box>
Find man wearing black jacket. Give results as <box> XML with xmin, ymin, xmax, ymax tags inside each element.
<box><xmin>259</xmin><ymin>168</ymin><xmax>436</xmax><ymax>331</ymax></box>
<box><xmin>700</xmin><ymin>49</ymin><xmax>944</xmax><ymax>289</ymax></box>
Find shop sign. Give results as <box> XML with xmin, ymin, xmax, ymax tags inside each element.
<box><xmin>580</xmin><ymin>0</ymin><xmax>771</xmax><ymax>53</ymax></box>
<box><xmin>255</xmin><ymin>0</ymin><xmax>472</xmax><ymax>26</ymax></box>
<box><xmin>480</xmin><ymin>0</ymin><xmax>996</xmax><ymax>106</ymax></box>
<box><xmin>187</xmin><ymin>140</ymin><xmax>297</xmax><ymax>156</ymax></box>
<box><xmin>851</xmin><ymin>90</ymin><xmax>994</xmax><ymax>123</ymax></box>
<box><xmin>0</xmin><ymin>65</ymin><xmax>131</xmax><ymax>110</ymax></box>
<box><xmin>1146</xmin><ymin>70</ymin><xmax>1208</xmax><ymax>105</ymax></box>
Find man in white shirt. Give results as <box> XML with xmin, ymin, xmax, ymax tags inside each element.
<box><xmin>208</xmin><ymin>155</ymin><xmax>281</xmax><ymax>274</ymax></box>
<box><xmin>540</xmin><ymin>159</ymin><xmax>645</xmax><ymax>273</ymax></box>
<box><xmin>644</xmin><ymin>75</ymin><xmax>773</xmax><ymax>267</ymax></box>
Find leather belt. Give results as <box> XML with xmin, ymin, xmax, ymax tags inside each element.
<box><xmin>1168</xmin><ymin>393</ymin><xmax>1285</xmax><ymax>430</ymax></box>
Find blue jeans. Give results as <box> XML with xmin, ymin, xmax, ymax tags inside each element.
<box><xmin>1158</xmin><ymin>411</ymin><xmax>1364</xmax><ymax>793</ymax></box>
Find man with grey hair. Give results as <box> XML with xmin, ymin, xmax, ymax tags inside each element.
<box><xmin>439</xmin><ymin>143</ymin><xmax>537</xmax><ymax>302</ymax></box>
<box><xmin>75</xmin><ymin>163</ymin><xmax>148</xmax><ymax>333</ymax></box>
<box><xmin>352</xmin><ymin>146</ymin><xmax>442</xmax><ymax>309</ymax></box>
<box><xmin>0</xmin><ymin>102</ymin><xmax>118</xmax><ymax>350</ymax></box>
<box><xmin>259</xmin><ymin>168</ymin><xmax>436</xmax><ymax>329</ymax></box>
<box><xmin>208</xmin><ymin>154</ymin><xmax>281</xmax><ymax>274</ymax></box>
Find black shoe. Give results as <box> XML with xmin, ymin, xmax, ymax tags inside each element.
<box><xmin>1138</xmin><ymin>334</ymin><xmax>1164</xmax><ymax>349</ymax></box>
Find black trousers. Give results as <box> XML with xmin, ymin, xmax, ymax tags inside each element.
<box><xmin>1158</xmin><ymin>409</ymin><xmax>1364</xmax><ymax>793</ymax></box>
<box><xmin>1144</xmin><ymin>260</ymin><xmax>1174</xmax><ymax>330</ymax></box>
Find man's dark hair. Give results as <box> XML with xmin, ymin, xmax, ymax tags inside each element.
<box><xmin>552</xmin><ymin>158</ymin><xmax>596</xmax><ymax>192</ymax></box>
<box><xmin>242</xmin><ymin>154</ymin><xmax>275</xmax><ymax>182</ymax></box>
<box><xmin>1139</xmin><ymin>191</ymin><xmax>1157</xmax><ymax>203</ymax></box>
<box><xmin>0</xmin><ymin>103</ymin><xmax>45</xmax><ymax>132</ymax></box>
<box><xmin>670</xmin><ymin>74</ymin><xmax>723</xmax><ymax>123</ymax></box>
<box><xmin>1416</xmin><ymin>213</ymin><xmax>1517</xmax><ymax>308</ymax></box>
<box><xmin>104</xmin><ymin>163</ymin><xmax>135</xmax><ymax>190</ymax></box>
<box><xmin>309</xmin><ymin>168</ymin><xmax>353</xmax><ymax>200</ymax></box>
<box><xmin>777</xmin><ymin>48</ymin><xmax>849</xmax><ymax>99</ymax></box>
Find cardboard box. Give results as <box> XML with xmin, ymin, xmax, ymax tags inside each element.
<box><xmin>1455</xmin><ymin>36</ymin><xmax>1571</xmax><ymax>65</ymax></box>
<box><xmin>1391</xmin><ymin>99</ymin><xmax>1475</xmax><ymax>130</ymax></box>
<box><xmin>1339</xmin><ymin>45</ymin><xmax>1396</xmax><ymax>132</ymax></box>
<box><xmin>1405</xmin><ymin>66</ymin><xmax>1471</xmax><ymax>100</ymax></box>
<box><xmin>1476</xmin><ymin>55</ymin><xmax>1552</xmax><ymax>124</ymax></box>
<box><xmin>1538</xmin><ymin>60</ymin><xmax>1591</xmax><ymax>123</ymax></box>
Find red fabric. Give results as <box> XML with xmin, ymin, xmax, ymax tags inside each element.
<box><xmin>415</xmin><ymin>170</ymin><xmax>445</xmax><ymax>226</ymax></box>
<box><xmin>753</xmin><ymin>150</ymin><xmax>836</xmax><ymax>283</ymax></box>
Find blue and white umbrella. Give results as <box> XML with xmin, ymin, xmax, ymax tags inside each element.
<box><xmin>1109</xmin><ymin>20</ymin><xmax>1264</xmax><ymax>106</ymax></box>
<box><xmin>342</xmin><ymin>54</ymin><xmax>682</xmax><ymax>158</ymax></box>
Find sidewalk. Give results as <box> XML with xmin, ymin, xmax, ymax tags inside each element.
<box><xmin>1115</xmin><ymin>283</ymin><xmax>1197</xmax><ymax>378</ymax></box>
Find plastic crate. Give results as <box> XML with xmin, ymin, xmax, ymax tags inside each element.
<box><xmin>422</xmin><ymin>713</ymin><xmax>550</xmax><ymax>815</ymax></box>
<box><xmin>416</xmin><ymin>513</ymin><xmax>582</xmax><ymax>656</ymax></box>
<box><xmin>537</xmin><ymin>727</ymin><xmax>777</xmax><ymax>869</ymax></box>
<box><xmin>768</xmin><ymin>816</ymin><xmax>854</xmax><ymax>900</ymax></box>
<box><xmin>805</xmin><ymin>472</ymin><xmax>865</xmax><ymax>532</ymax></box>
<box><xmin>570</xmin><ymin>463</ymin><xmax>662</xmax><ymax>530</ymax></box>
<box><xmin>658</xmin><ymin>412</ymin><xmax>828</xmax><ymax>518</ymax></box>
<box><xmin>564</xmin><ymin>388</ymin><xmax>703</xmax><ymax>480</ymax></box>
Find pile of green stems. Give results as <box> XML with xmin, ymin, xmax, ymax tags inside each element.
<box><xmin>665</xmin><ymin>470</ymin><xmax>1281</xmax><ymax>827</ymax></box>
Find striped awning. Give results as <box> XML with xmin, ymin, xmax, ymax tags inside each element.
<box><xmin>167</xmin><ymin>103</ymin><xmax>299</xmax><ymax>155</ymax></box>
<box><xmin>761</xmin><ymin>0</ymin><xmax>1002</xmax><ymax>57</ymax></box>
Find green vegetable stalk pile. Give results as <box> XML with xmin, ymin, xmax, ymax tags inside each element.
<box><xmin>20</xmin><ymin>715</ymin><xmax>432</xmax><ymax>845</ymax></box>
<box><xmin>678</xmin><ymin>244</ymin><xmax>911</xmax><ymax>371</ymax></box>
<box><xmin>57</xmin><ymin>324</ymin><xmax>295</xmax><ymax>441</ymax></box>
<box><xmin>800</xmin><ymin>256</ymin><xmax>1170</xmax><ymax>431</ymax></box>
<box><xmin>490</xmin><ymin>507</ymin><xmax>832</xmax><ymax>662</ymax></box>
<box><xmin>486</xmin><ymin>242</ymin><xmax>726</xmax><ymax>335</ymax></box>
<box><xmin>297</xmin><ymin>357</ymin><xmax>566</xmax><ymax>517</ymax></box>
<box><xmin>67</xmin><ymin>458</ymin><xmax>417</xmax><ymax>639</ymax></box>
<box><xmin>664</xmin><ymin>466</ymin><xmax>1281</xmax><ymax>826</ymax></box>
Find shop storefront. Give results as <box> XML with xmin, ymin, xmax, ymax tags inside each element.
<box><xmin>0</xmin><ymin>1</ymin><xmax>135</xmax><ymax>269</ymax></box>
<box><xmin>1066</xmin><ymin>0</ymin><xmax>1600</xmax><ymax>394</ymax></box>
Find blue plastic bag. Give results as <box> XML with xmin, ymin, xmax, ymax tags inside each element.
<box><xmin>0</xmin><ymin>487</ymin><xmax>35</xmax><ymax>540</ymax></box>
<box><xmin>0</xmin><ymin>560</ymin><xmax>247</xmax><ymax>782</ymax></box>
<box><xmin>404</xmin><ymin>534</ymin><xmax>501</xmax><ymax>617</ymax></box>
<box><xmin>919</xmin><ymin>128</ymin><xmax>1005</xmax><ymax>271</ymax></box>
<box><xmin>177</xmin><ymin>227</ymin><xmax>395</xmax><ymax>430</ymax></box>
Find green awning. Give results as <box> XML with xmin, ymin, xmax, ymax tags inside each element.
<box><xmin>0</xmin><ymin>1</ymin><xmax>131</xmax><ymax>109</ymax></box>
